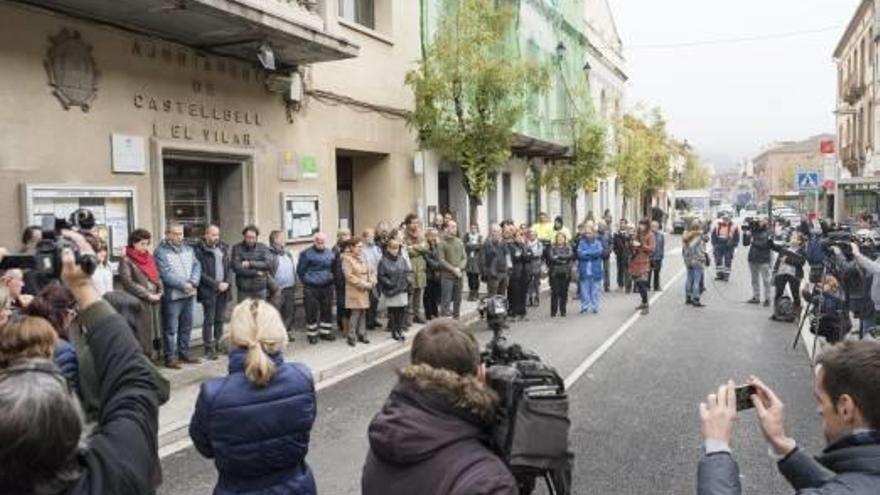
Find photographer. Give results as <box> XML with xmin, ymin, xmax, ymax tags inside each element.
<box><xmin>697</xmin><ymin>340</ymin><xmax>880</xmax><ymax>495</ymax></box>
<box><xmin>0</xmin><ymin>232</ymin><xmax>159</xmax><ymax>494</ymax></box>
<box><xmin>744</xmin><ymin>217</ymin><xmax>774</xmax><ymax>306</ymax></box>
<box><xmin>362</xmin><ymin>318</ymin><xmax>516</xmax><ymax>494</ymax></box>
<box><xmin>850</xmin><ymin>242</ymin><xmax>880</xmax><ymax>335</ymax></box>
<box><xmin>769</xmin><ymin>233</ymin><xmax>806</xmax><ymax>320</ymax></box>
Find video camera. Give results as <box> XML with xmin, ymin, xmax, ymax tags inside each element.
<box><xmin>0</xmin><ymin>209</ymin><xmax>98</xmax><ymax>280</ymax></box>
<box><xmin>478</xmin><ymin>295</ymin><xmax>572</xmax><ymax>495</ymax></box>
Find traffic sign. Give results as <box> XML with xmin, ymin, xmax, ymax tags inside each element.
<box><xmin>797</xmin><ymin>171</ymin><xmax>820</xmax><ymax>191</ymax></box>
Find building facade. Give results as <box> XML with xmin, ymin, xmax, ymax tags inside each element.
<box><xmin>834</xmin><ymin>0</ymin><xmax>877</xmax><ymax>178</ymax></box>
<box><xmin>752</xmin><ymin>134</ymin><xmax>834</xmax><ymax>201</ymax></box>
<box><xmin>0</xmin><ymin>0</ymin><xmax>422</xmax><ymax>253</ymax></box>
<box><xmin>421</xmin><ymin>0</ymin><xmax>627</xmax><ymax>232</ymax></box>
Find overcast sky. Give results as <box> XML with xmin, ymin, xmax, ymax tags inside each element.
<box><xmin>611</xmin><ymin>0</ymin><xmax>862</xmax><ymax>171</ymax></box>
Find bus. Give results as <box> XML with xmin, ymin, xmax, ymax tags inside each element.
<box><xmin>671</xmin><ymin>189</ymin><xmax>711</xmax><ymax>233</ymax></box>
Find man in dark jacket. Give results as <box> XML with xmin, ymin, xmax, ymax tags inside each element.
<box><xmin>362</xmin><ymin>318</ymin><xmax>517</xmax><ymax>494</ymax></box>
<box><xmin>438</xmin><ymin>220</ymin><xmax>467</xmax><ymax>319</ymax></box>
<box><xmin>650</xmin><ymin>220</ymin><xmax>666</xmax><ymax>291</ymax></box>
<box><xmin>613</xmin><ymin>219</ymin><xmax>633</xmax><ymax>292</ymax></box>
<box><xmin>697</xmin><ymin>340</ymin><xmax>880</xmax><ymax>495</ymax></box>
<box><xmin>0</xmin><ymin>232</ymin><xmax>160</xmax><ymax>495</ymax></box>
<box><xmin>744</xmin><ymin>218</ymin><xmax>773</xmax><ymax>306</ymax></box>
<box><xmin>479</xmin><ymin>223</ymin><xmax>510</xmax><ymax>297</ymax></box>
<box><xmin>297</xmin><ymin>232</ymin><xmax>336</xmax><ymax>344</ymax></box>
<box><xmin>231</xmin><ymin>225</ymin><xmax>276</xmax><ymax>302</ymax></box>
<box><xmin>194</xmin><ymin>225</ymin><xmax>232</xmax><ymax>360</ymax></box>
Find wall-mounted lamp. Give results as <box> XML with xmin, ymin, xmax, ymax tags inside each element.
<box><xmin>555</xmin><ymin>42</ymin><xmax>566</xmax><ymax>62</ymax></box>
<box><xmin>257</xmin><ymin>42</ymin><xmax>276</xmax><ymax>71</ymax></box>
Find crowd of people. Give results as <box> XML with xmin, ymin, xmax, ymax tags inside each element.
<box><xmin>0</xmin><ymin>211</ymin><xmax>878</xmax><ymax>494</ymax></box>
<box><xmin>1</xmin><ymin>210</ymin><xmax>675</xmax><ymax>372</ymax></box>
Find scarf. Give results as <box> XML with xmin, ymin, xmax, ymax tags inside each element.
<box><xmin>125</xmin><ymin>245</ymin><xmax>159</xmax><ymax>284</ymax></box>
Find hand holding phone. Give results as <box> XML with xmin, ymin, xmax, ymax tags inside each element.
<box><xmin>734</xmin><ymin>384</ymin><xmax>757</xmax><ymax>411</ymax></box>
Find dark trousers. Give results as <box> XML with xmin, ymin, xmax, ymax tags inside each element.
<box><xmin>271</xmin><ymin>286</ymin><xmax>296</xmax><ymax>332</ymax></box>
<box><xmin>774</xmin><ymin>275</ymin><xmax>802</xmax><ymax>306</ymax></box>
<box><xmin>161</xmin><ymin>297</ymin><xmax>194</xmax><ymax>361</ymax></box>
<box><xmin>440</xmin><ymin>277</ymin><xmax>463</xmax><ymax>318</ymax></box>
<box><xmin>424</xmin><ymin>279</ymin><xmax>441</xmax><ymax>320</ymax></box>
<box><xmin>527</xmin><ymin>272</ymin><xmax>541</xmax><ymax>306</ymax></box>
<box><xmin>367</xmin><ymin>289</ymin><xmax>379</xmax><ymax>327</ymax></box>
<box><xmin>651</xmin><ymin>259</ymin><xmax>663</xmax><ymax>290</ymax></box>
<box><xmin>201</xmin><ymin>292</ymin><xmax>228</xmax><ymax>352</ymax></box>
<box><xmin>304</xmin><ymin>285</ymin><xmax>333</xmax><ymax>337</ymax></box>
<box><xmin>635</xmin><ymin>278</ymin><xmax>649</xmax><ymax>304</ymax></box>
<box><xmin>550</xmin><ymin>274</ymin><xmax>570</xmax><ymax>316</ymax></box>
<box><xmin>388</xmin><ymin>306</ymin><xmax>406</xmax><ymax>334</ymax></box>
<box><xmin>602</xmin><ymin>257</ymin><xmax>611</xmax><ymax>291</ymax></box>
<box><xmin>616</xmin><ymin>256</ymin><xmax>631</xmax><ymax>290</ymax></box>
<box><xmin>237</xmin><ymin>290</ymin><xmax>267</xmax><ymax>303</ymax></box>
<box><xmin>507</xmin><ymin>276</ymin><xmax>528</xmax><ymax>317</ymax></box>
<box><xmin>467</xmin><ymin>272</ymin><xmax>480</xmax><ymax>297</ymax></box>
<box><xmin>335</xmin><ymin>284</ymin><xmax>349</xmax><ymax>329</ymax></box>
<box><xmin>714</xmin><ymin>248</ymin><xmax>734</xmax><ymax>279</ymax></box>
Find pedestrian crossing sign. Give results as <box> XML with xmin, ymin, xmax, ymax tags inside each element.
<box><xmin>797</xmin><ymin>172</ymin><xmax>820</xmax><ymax>191</ymax></box>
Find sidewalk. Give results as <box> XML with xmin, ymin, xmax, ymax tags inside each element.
<box><xmin>158</xmin><ymin>296</ymin><xmax>485</xmax><ymax>455</ymax></box>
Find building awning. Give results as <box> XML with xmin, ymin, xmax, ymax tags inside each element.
<box><xmin>511</xmin><ymin>133</ymin><xmax>571</xmax><ymax>160</ymax></box>
<box><xmin>839</xmin><ymin>177</ymin><xmax>880</xmax><ymax>192</ymax></box>
<box><xmin>19</xmin><ymin>0</ymin><xmax>359</xmax><ymax>67</ymax></box>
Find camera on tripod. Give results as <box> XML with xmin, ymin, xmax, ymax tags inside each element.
<box><xmin>478</xmin><ymin>295</ymin><xmax>573</xmax><ymax>495</ymax></box>
<box><xmin>0</xmin><ymin>209</ymin><xmax>98</xmax><ymax>279</ymax></box>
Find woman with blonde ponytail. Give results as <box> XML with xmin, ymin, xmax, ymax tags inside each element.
<box><xmin>189</xmin><ymin>299</ymin><xmax>318</xmax><ymax>495</ymax></box>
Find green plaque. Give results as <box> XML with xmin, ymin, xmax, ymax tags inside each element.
<box><xmin>301</xmin><ymin>156</ymin><xmax>318</xmax><ymax>179</ymax></box>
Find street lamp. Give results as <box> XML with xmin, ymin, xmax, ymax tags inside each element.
<box><xmin>555</xmin><ymin>42</ymin><xmax>566</xmax><ymax>63</ymax></box>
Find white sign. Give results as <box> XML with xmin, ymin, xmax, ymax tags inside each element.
<box><xmin>111</xmin><ymin>134</ymin><xmax>146</xmax><ymax>174</ymax></box>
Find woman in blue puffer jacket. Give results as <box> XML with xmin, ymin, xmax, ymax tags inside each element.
<box><xmin>577</xmin><ymin>226</ymin><xmax>605</xmax><ymax>314</ymax></box>
<box><xmin>190</xmin><ymin>299</ymin><xmax>317</xmax><ymax>495</ymax></box>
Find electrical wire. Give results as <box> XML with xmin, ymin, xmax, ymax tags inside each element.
<box><xmin>613</xmin><ymin>25</ymin><xmax>845</xmax><ymax>51</ymax></box>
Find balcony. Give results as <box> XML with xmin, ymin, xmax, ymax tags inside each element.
<box><xmin>21</xmin><ymin>0</ymin><xmax>358</xmax><ymax>67</ymax></box>
<box><xmin>843</xmin><ymin>81</ymin><xmax>866</xmax><ymax>105</ymax></box>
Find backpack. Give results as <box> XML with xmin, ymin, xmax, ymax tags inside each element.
<box><xmin>773</xmin><ymin>296</ymin><xmax>797</xmax><ymax>322</ymax></box>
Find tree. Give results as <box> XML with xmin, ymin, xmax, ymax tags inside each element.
<box><xmin>406</xmin><ymin>0</ymin><xmax>548</xmax><ymax>224</ymax></box>
<box><xmin>541</xmin><ymin>116</ymin><xmax>607</xmax><ymax>229</ymax></box>
<box><xmin>611</xmin><ymin>109</ymin><xmax>671</xmax><ymax>218</ymax></box>
<box><xmin>681</xmin><ymin>152</ymin><xmax>711</xmax><ymax>189</ymax></box>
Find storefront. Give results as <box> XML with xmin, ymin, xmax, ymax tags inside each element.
<box><xmin>836</xmin><ymin>177</ymin><xmax>880</xmax><ymax>222</ymax></box>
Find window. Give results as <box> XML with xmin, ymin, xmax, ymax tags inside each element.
<box><xmin>339</xmin><ymin>0</ymin><xmax>375</xmax><ymax>29</ymax></box>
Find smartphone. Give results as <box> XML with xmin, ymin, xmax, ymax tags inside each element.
<box><xmin>735</xmin><ymin>384</ymin><xmax>757</xmax><ymax>411</ymax></box>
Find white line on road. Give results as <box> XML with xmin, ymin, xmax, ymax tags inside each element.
<box><xmin>564</xmin><ymin>267</ymin><xmax>686</xmax><ymax>390</ymax></box>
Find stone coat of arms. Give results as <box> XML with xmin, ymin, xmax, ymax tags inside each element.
<box><xmin>45</xmin><ymin>29</ymin><xmax>99</xmax><ymax>112</ymax></box>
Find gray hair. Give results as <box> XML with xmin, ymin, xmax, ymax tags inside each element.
<box><xmin>0</xmin><ymin>359</ymin><xmax>85</xmax><ymax>491</ymax></box>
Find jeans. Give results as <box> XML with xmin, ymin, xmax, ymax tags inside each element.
<box><xmin>201</xmin><ymin>292</ymin><xmax>228</xmax><ymax>352</ymax></box>
<box><xmin>651</xmin><ymin>259</ymin><xmax>663</xmax><ymax>290</ymax></box>
<box><xmin>527</xmin><ymin>272</ymin><xmax>541</xmax><ymax>306</ymax></box>
<box><xmin>578</xmin><ymin>276</ymin><xmax>600</xmax><ymax>312</ymax></box>
<box><xmin>749</xmin><ymin>262</ymin><xmax>772</xmax><ymax>300</ymax></box>
<box><xmin>550</xmin><ymin>273</ymin><xmax>570</xmax><ymax>316</ymax></box>
<box><xmin>304</xmin><ymin>285</ymin><xmax>333</xmax><ymax>337</ymax></box>
<box><xmin>162</xmin><ymin>297</ymin><xmax>194</xmax><ymax>361</ymax></box>
<box><xmin>440</xmin><ymin>277</ymin><xmax>463</xmax><ymax>318</ymax></box>
<box><xmin>686</xmin><ymin>266</ymin><xmax>703</xmax><ymax>301</ymax></box>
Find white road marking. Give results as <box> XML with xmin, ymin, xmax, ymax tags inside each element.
<box><xmin>564</xmin><ymin>267</ymin><xmax>686</xmax><ymax>390</ymax></box>
<box><xmin>161</xmin><ymin>244</ymin><xmax>685</xmax><ymax>459</ymax></box>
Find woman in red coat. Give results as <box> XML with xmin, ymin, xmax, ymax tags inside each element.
<box><xmin>629</xmin><ymin>218</ymin><xmax>656</xmax><ymax>315</ymax></box>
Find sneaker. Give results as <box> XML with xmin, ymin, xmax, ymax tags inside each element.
<box><xmin>164</xmin><ymin>360</ymin><xmax>182</xmax><ymax>370</ymax></box>
<box><xmin>179</xmin><ymin>355</ymin><xmax>202</xmax><ymax>365</ymax></box>
<box><xmin>763</xmin><ymin>299</ymin><xmax>770</xmax><ymax>307</ymax></box>
<box><xmin>347</xmin><ymin>336</ymin><xmax>356</xmax><ymax>347</ymax></box>
<box><xmin>692</xmin><ymin>301</ymin><xmax>706</xmax><ymax>308</ymax></box>
<box><xmin>358</xmin><ymin>335</ymin><xmax>370</xmax><ymax>344</ymax></box>
<box><xmin>747</xmin><ymin>297</ymin><xmax>760</xmax><ymax>304</ymax></box>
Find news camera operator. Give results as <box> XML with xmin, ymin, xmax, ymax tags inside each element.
<box><xmin>361</xmin><ymin>318</ymin><xmax>517</xmax><ymax>495</ymax></box>
<box><xmin>0</xmin><ymin>231</ymin><xmax>159</xmax><ymax>494</ymax></box>
<box><xmin>850</xmin><ymin>242</ymin><xmax>880</xmax><ymax>335</ymax></box>
<box><xmin>697</xmin><ymin>340</ymin><xmax>880</xmax><ymax>495</ymax></box>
